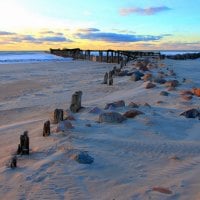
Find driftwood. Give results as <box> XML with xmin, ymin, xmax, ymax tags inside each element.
<box><xmin>10</xmin><ymin>156</ymin><xmax>17</xmax><ymax>168</ymax></box>
<box><xmin>17</xmin><ymin>131</ymin><xmax>29</xmax><ymax>155</ymax></box>
<box><xmin>53</xmin><ymin>109</ymin><xmax>63</xmax><ymax>124</ymax></box>
<box><xmin>70</xmin><ymin>91</ymin><xmax>82</xmax><ymax>113</ymax></box>
<box><xmin>103</xmin><ymin>72</ymin><xmax>108</xmax><ymax>84</ymax></box>
<box><xmin>43</xmin><ymin>120</ymin><xmax>50</xmax><ymax>137</ymax></box>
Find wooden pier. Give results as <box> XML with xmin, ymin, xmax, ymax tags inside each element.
<box><xmin>50</xmin><ymin>48</ymin><xmax>161</xmax><ymax>64</ymax></box>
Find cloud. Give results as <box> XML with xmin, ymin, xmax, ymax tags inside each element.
<box><xmin>76</xmin><ymin>31</ymin><xmax>165</xmax><ymax>43</ymax></box>
<box><xmin>39</xmin><ymin>36</ymin><xmax>72</xmax><ymax>42</ymax></box>
<box><xmin>4</xmin><ymin>34</ymin><xmax>73</xmax><ymax>44</ymax></box>
<box><xmin>0</xmin><ymin>31</ymin><xmax>16</xmax><ymax>35</ymax></box>
<box><xmin>120</xmin><ymin>6</ymin><xmax>171</xmax><ymax>16</ymax></box>
<box><xmin>77</xmin><ymin>28</ymin><xmax>100</xmax><ymax>33</ymax></box>
<box><xmin>40</xmin><ymin>31</ymin><xmax>64</xmax><ymax>36</ymax></box>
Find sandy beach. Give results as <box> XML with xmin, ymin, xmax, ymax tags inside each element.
<box><xmin>0</xmin><ymin>58</ymin><xmax>200</xmax><ymax>200</ymax></box>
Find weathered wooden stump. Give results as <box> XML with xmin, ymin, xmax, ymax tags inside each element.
<box><xmin>108</xmin><ymin>77</ymin><xmax>113</xmax><ymax>85</ymax></box>
<box><xmin>108</xmin><ymin>71</ymin><xmax>113</xmax><ymax>79</ymax></box>
<box><xmin>103</xmin><ymin>72</ymin><xmax>108</xmax><ymax>84</ymax></box>
<box><xmin>17</xmin><ymin>131</ymin><xmax>29</xmax><ymax>155</ymax></box>
<box><xmin>70</xmin><ymin>91</ymin><xmax>82</xmax><ymax>113</ymax></box>
<box><xmin>43</xmin><ymin>120</ymin><xmax>50</xmax><ymax>137</ymax></box>
<box><xmin>53</xmin><ymin>109</ymin><xmax>64</xmax><ymax>124</ymax></box>
<box><xmin>10</xmin><ymin>156</ymin><xmax>17</xmax><ymax>168</ymax></box>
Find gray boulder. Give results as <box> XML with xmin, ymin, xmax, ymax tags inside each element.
<box><xmin>99</xmin><ymin>112</ymin><xmax>126</xmax><ymax>123</ymax></box>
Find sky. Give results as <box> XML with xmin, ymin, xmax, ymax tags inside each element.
<box><xmin>0</xmin><ymin>0</ymin><xmax>200</xmax><ymax>50</ymax></box>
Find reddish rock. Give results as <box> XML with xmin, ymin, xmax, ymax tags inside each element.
<box><xmin>105</xmin><ymin>100</ymin><xmax>125</xmax><ymax>109</ymax></box>
<box><xmin>123</xmin><ymin>110</ymin><xmax>143</xmax><ymax>118</ymax></box>
<box><xmin>165</xmin><ymin>80</ymin><xmax>179</xmax><ymax>88</ymax></box>
<box><xmin>192</xmin><ymin>88</ymin><xmax>200</xmax><ymax>97</ymax></box>
<box><xmin>145</xmin><ymin>82</ymin><xmax>156</xmax><ymax>89</ymax></box>
<box><xmin>179</xmin><ymin>90</ymin><xmax>193</xmax><ymax>95</ymax></box>
<box><xmin>143</xmin><ymin>73</ymin><xmax>152</xmax><ymax>82</ymax></box>
<box><xmin>181</xmin><ymin>95</ymin><xmax>193</xmax><ymax>101</ymax></box>
<box><xmin>152</xmin><ymin>187</ymin><xmax>172</xmax><ymax>194</ymax></box>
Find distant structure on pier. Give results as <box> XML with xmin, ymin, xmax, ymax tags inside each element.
<box><xmin>50</xmin><ymin>48</ymin><xmax>161</xmax><ymax>64</ymax></box>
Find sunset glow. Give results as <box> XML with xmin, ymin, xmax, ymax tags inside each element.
<box><xmin>0</xmin><ymin>0</ymin><xmax>200</xmax><ymax>50</ymax></box>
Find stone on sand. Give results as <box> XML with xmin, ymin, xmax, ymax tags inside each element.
<box><xmin>99</xmin><ymin>112</ymin><xmax>126</xmax><ymax>123</ymax></box>
<box><xmin>180</xmin><ymin>108</ymin><xmax>199</xmax><ymax>118</ymax></box>
<box><xmin>145</xmin><ymin>82</ymin><xmax>156</xmax><ymax>89</ymax></box>
<box><xmin>123</xmin><ymin>110</ymin><xmax>144</xmax><ymax>118</ymax></box>
<box><xmin>71</xmin><ymin>151</ymin><xmax>94</xmax><ymax>164</ymax></box>
<box><xmin>105</xmin><ymin>100</ymin><xmax>125</xmax><ymax>109</ymax></box>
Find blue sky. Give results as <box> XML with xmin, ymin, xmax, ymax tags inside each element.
<box><xmin>0</xmin><ymin>0</ymin><xmax>200</xmax><ymax>50</ymax></box>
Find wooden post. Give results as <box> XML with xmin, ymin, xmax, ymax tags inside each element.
<box><xmin>88</xmin><ymin>50</ymin><xmax>91</xmax><ymax>60</ymax></box>
<box><xmin>111</xmin><ymin>51</ymin><xmax>114</xmax><ymax>63</ymax></box>
<box><xmin>103</xmin><ymin>72</ymin><xmax>108</xmax><ymax>84</ymax></box>
<box><xmin>43</xmin><ymin>120</ymin><xmax>50</xmax><ymax>137</ymax></box>
<box><xmin>17</xmin><ymin>131</ymin><xmax>29</xmax><ymax>155</ymax></box>
<box><xmin>10</xmin><ymin>156</ymin><xmax>17</xmax><ymax>168</ymax></box>
<box><xmin>108</xmin><ymin>77</ymin><xmax>113</xmax><ymax>85</ymax></box>
<box><xmin>106</xmin><ymin>51</ymin><xmax>109</xmax><ymax>63</ymax></box>
<box><xmin>117</xmin><ymin>51</ymin><xmax>120</xmax><ymax>64</ymax></box>
<box><xmin>53</xmin><ymin>109</ymin><xmax>63</xmax><ymax>124</ymax></box>
<box><xmin>99</xmin><ymin>51</ymin><xmax>103</xmax><ymax>62</ymax></box>
<box><xmin>70</xmin><ymin>91</ymin><xmax>82</xmax><ymax>113</ymax></box>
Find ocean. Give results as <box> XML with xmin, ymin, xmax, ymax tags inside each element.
<box><xmin>0</xmin><ymin>51</ymin><xmax>72</xmax><ymax>64</ymax></box>
<box><xmin>0</xmin><ymin>50</ymin><xmax>199</xmax><ymax>64</ymax></box>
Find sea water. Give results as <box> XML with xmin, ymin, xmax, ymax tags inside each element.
<box><xmin>0</xmin><ymin>51</ymin><xmax>72</xmax><ymax>64</ymax></box>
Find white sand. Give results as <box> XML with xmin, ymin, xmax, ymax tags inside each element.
<box><xmin>0</xmin><ymin>59</ymin><xmax>200</xmax><ymax>200</ymax></box>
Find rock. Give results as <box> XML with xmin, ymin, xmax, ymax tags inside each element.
<box><xmin>181</xmin><ymin>95</ymin><xmax>193</xmax><ymax>101</ymax></box>
<box><xmin>165</xmin><ymin>80</ymin><xmax>179</xmax><ymax>88</ymax></box>
<box><xmin>123</xmin><ymin>110</ymin><xmax>144</xmax><ymax>118</ymax></box>
<box><xmin>168</xmin><ymin>69</ymin><xmax>176</xmax><ymax>76</ymax></box>
<box><xmin>43</xmin><ymin>120</ymin><xmax>50</xmax><ymax>137</ymax></box>
<box><xmin>147</xmin><ymin>63</ymin><xmax>156</xmax><ymax>70</ymax></box>
<box><xmin>143</xmin><ymin>103</ymin><xmax>151</xmax><ymax>108</ymax></box>
<box><xmin>89</xmin><ymin>107</ymin><xmax>102</xmax><ymax>114</ymax></box>
<box><xmin>160</xmin><ymin>91</ymin><xmax>169</xmax><ymax>96</ymax></box>
<box><xmin>145</xmin><ymin>82</ymin><xmax>156</xmax><ymax>89</ymax></box>
<box><xmin>105</xmin><ymin>100</ymin><xmax>125</xmax><ymax>109</ymax></box>
<box><xmin>128</xmin><ymin>102</ymin><xmax>139</xmax><ymax>108</ymax></box>
<box><xmin>143</xmin><ymin>73</ymin><xmax>152</xmax><ymax>82</ymax></box>
<box><xmin>152</xmin><ymin>187</ymin><xmax>172</xmax><ymax>194</ymax></box>
<box><xmin>192</xmin><ymin>88</ymin><xmax>200</xmax><ymax>97</ymax></box>
<box><xmin>180</xmin><ymin>108</ymin><xmax>199</xmax><ymax>118</ymax></box>
<box><xmin>130</xmin><ymin>74</ymin><xmax>141</xmax><ymax>81</ymax></box>
<box><xmin>99</xmin><ymin>112</ymin><xmax>126</xmax><ymax>123</ymax></box>
<box><xmin>167</xmin><ymin>86</ymin><xmax>176</xmax><ymax>91</ymax></box>
<box><xmin>70</xmin><ymin>91</ymin><xmax>82</xmax><ymax>113</ymax></box>
<box><xmin>153</xmin><ymin>77</ymin><xmax>166</xmax><ymax>84</ymax></box>
<box><xmin>180</xmin><ymin>90</ymin><xmax>193</xmax><ymax>95</ymax></box>
<box><xmin>134</xmin><ymin>71</ymin><xmax>144</xmax><ymax>77</ymax></box>
<box><xmin>72</xmin><ymin>151</ymin><xmax>94</xmax><ymax>164</ymax></box>
<box><xmin>85</xmin><ymin>124</ymin><xmax>92</xmax><ymax>127</ymax></box>
<box><xmin>118</xmin><ymin>70</ymin><xmax>128</xmax><ymax>76</ymax></box>
<box><xmin>52</xmin><ymin>109</ymin><xmax>64</xmax><ymax>124</ymax></box>
<box><xmin>157</xmin><ymin>100</ymin><xmax>164</xmax><ymax>104</ymax></box>
<box><xmin>56</xmin><ymin>120</ymin><xmax>73</xmax><ymax>132</ymax></box>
